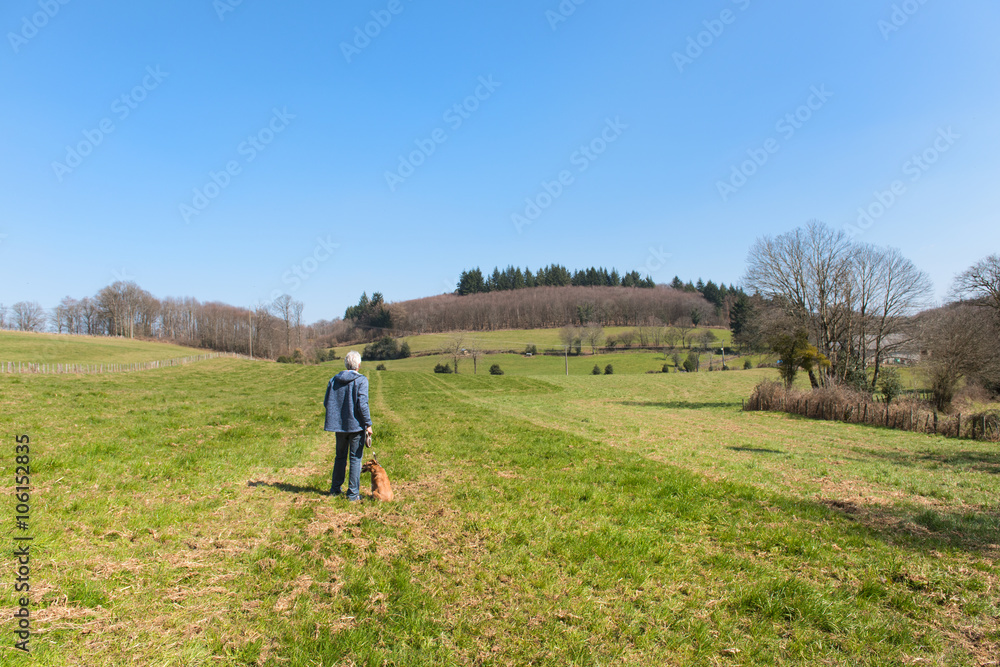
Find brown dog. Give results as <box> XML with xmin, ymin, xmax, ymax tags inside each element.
<box><xmin>361</xmin><ymin>457</ymin><xmax>394</xmax><ymax>501</ymax></box>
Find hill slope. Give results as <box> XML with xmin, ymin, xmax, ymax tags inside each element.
<box><xmin>0</xmin><ymin>330</ymin><xmax>207</xmax><ymax>364</ymax></box>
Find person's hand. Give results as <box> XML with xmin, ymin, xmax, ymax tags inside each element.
<box><xmin>366</xmin><ymin>426</ymin><xmax>373</xmax><ymax>436</ymax></box>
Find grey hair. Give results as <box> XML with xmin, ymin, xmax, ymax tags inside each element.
<box><xmin>344</xmin><ymin>350</ymin><xmax>362</xmax><ymax>370</ymax></box>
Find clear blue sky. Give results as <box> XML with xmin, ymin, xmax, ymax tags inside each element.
<box><xmin>2</xmin><ymin>0</ymin><xmax>998</xmax><ymax>322</ymax></box>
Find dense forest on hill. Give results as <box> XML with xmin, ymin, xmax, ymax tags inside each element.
<box><xmin>342</xmin><ymin>285</ymin><xmax>727</xmax><ymax>337</ymax></box>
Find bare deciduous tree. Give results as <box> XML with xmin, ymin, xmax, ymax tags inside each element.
<box><xmin>617</xmin><ymin>329</ymin><xmax>636</xmax><ymax>349</ymax></box>
<box><xmin>663</xmin><ymin>326</ymin><xmax>680</xmax><ymax>349</ymax></box>
<box><xmin>745</xmin><ymin>221</ymin><xmax>854</xmax><ymax>376</ymax></box>
<box><xmin>951</xmin><ymin>254</ymin><xmax>1000</xmax><ymax>315</ymax></box>
<box><xmin>746</xmin><ymin>221</ymin><xmax>931</xmax><ymax>387</ymax></box>
<box><xmin>559</xmin><ymin>325</ymin><xmax>578</xmax><ymax>352</ymax></box>
<box><xmin>918</xmin><ymin>304</ymin><xmax>1000</xmax><ymax>411</ymax></box>
<box><xmin>96</xmin><ymin>281</ymin><xmax>151</xmax><ymax>338</ymax></box>
<box><xmin>270</xmin><ymin>294</ymin><xmax>301</xmax><ymax>354</ymax></box>
<box><xmin>852</xmin><ymin>245</ymin><xmax>932</xmax><ymax>389</ymax></box>
<box><xmin>79</xmin><ymin>297</ymin><xmax>99</xmax><ymax>335</ymax></box>
<box><xmin>676</xmin><ymin>317</ymin><xmax>695</xmax><ymax>349</ymax></box>
<box><xmin>448</xmin><ymin>333</ymin><xmax>465</xmax><ymax>374</ymax></box>
<box><xmin>584</xmin><ymin>323</ymin><xmax>604</xmax><ymax>354</ymax></box>
<box><xmin>292</xmin><ymin>300</ymin><xmax>305</xmax><ymax>350</ymax></box>
<box><xmin>12</xmin><ymin>301</ymin><xmax>46</xmax><ymax>332</ymax></box>
<box><xmin>698</xmin><ymin>329</ymin><xmax>718</xmax><ymax>351</ymax></box>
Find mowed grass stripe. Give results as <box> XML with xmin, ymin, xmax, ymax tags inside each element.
<box><xmin>264</xmin><ymin>372</ymin><xmax>980</xmax><ymax>666</ymax></box>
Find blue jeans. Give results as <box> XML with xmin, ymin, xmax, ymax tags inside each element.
<box><xmin>331</xmin><ymin>431</ymin><xmax>365</xmax><ymax>500</ymax></box>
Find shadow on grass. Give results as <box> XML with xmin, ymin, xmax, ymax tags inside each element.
<box><xmin>247</xmin><ymin>480</ymin><xmax>328</xmax><ymax>495</ymax></box>
<box><xmin>728</xmin><ymin>446</ymin><xmax>784</xmax><ymax>454</ymax></box>
<box><xmin>619</xmin><ymin>400</ymin><xmax>738</xmax><ymax>410</ymax></box>
<box><xmin>816</xmin><ymin>496</ymin><xmax>1000</xmax><ymax>555</ymax></box>
<box><xmin>862</xmin><ymin>449</ymin><xmax>1000</xmax><ymax>475</ymax></box>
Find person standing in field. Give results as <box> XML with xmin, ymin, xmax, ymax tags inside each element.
<box><xmin>324</xmin><ymin>350</ymin><xmax>373</xmax><ymax>501</ymax></box>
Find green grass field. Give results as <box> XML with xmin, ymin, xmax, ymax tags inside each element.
<box><xmin>2</xmin><ymin>336</ymin><xmax>997</xmax><ymax>665</ymax></box>
<box><xmin>371</xmin><ymin>349</ymin><xmax>761</xmax><ymax>377</ymax></box>
<box><xmin>0</xmin><ymin>331</ymin><xmax>205</xmax><ymax>364</ymax></box>
<box><xmin>331</xmin><ymin>326</ymin><xmax>734</xmax><ymax>357</ymax></box>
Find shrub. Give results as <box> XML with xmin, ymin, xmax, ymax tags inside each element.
<box><xmin>525</xmin><ymin>344</ymin><xmax>538</xmax><ymax>355</ymax></box>
<box><xmin>375</xmin><ymin>363</ymin><xmax>387</xmax><ymax>371</ymax></box>
<box><xmin>771</xmin><ymin>329</ymin><xmax>830</xmax><ymax>389</ymax></box>
<box><xmin>276</xmin><ymin>355</ymin><xmax>292</xmax><ymax>364</ymax></box>
<box><xmin>433</xmin><ymin>363</ymin><xmax>453</xmax><ymax>374</ymax></box>
<box><xmin>843</xmin><ymin>359</ymin><xmax>871</xmax><ymax>395</ymax></box>
<box><xmin>743</xmin><ymin>359</ymin><xmax>753</xmax><ymax>370</ymax></box>
<box><xmin>662</xmin><ymin>364</ymin><xmax>670</xmax><ymax>373</ymax></box>
<box><xmin>671</xmin><ymin>352</ymin><xmax>682</xmax><ymax>369</ymax></box>
<box><xmin>604</xmin><ymin>364</ymin><xmax>614</xmax><ymax>375</ymax></box>
<box><xmin>746</xmin><ymin>380</ymin><xmax>786</xmax><ymax>410</ymax></box>
<box><xmin>399</xmin><ymin>341</ymin><xmax>411</xmax><ymax>358</ymax></box>
<box><xmin>878</xmin><ymin>368</ymin><xmax>903</xmax><ymax>405</ymax></box>
<box><xmin>683</xmin><ymin>350</ymin><xmax>700</xmax><ymax>373</ymax></box>
<box><xmin>489</xmin><ymin>364</ymin><xmax>504</xmax><ymax>375</ymax></box>
<box><xmin>364</xmin><ymin>336</ymin><xmax>402</xmax><ymax>361</ymax></box>
<box><xmin>592</xmin><ymin>365</ymin><xmax>601</xmax><ymax>375</ymax></box>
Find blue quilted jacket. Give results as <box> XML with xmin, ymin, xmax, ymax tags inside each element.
<box><xmin>323</xmin><ymin>370</ymin><xmax>372</xmax><ymax>433</ymax></box>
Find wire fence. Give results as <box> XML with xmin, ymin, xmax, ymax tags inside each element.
<box><xmin>0</xmin><ymin>352</ymin><xmax>255</xmax><ymax>375</ymax></box>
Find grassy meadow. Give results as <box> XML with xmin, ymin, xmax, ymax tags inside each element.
<box><xmin>0</xmin><ymin>331</ymin><xmax>204</xmax><ymax>365</ymax></box>
<box><xmin>1</xmin><ymin>336</ymin><xmax>998</xmax><ymax>665</ymax></box>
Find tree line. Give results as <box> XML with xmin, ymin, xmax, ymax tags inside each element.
<box><xmin>455</xmin><ymin>265</ymin><xmax>655</xmax><ymax>295</ymax></box>
<box><xmin>668</xmin><ymin>277</ymin><xmax>740</xmax><ymax>314</ymax></box>
<box><xmin>0</xmin><ymin>283</ymin><xmax>326</xmax><ymax>362</ymax></box>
